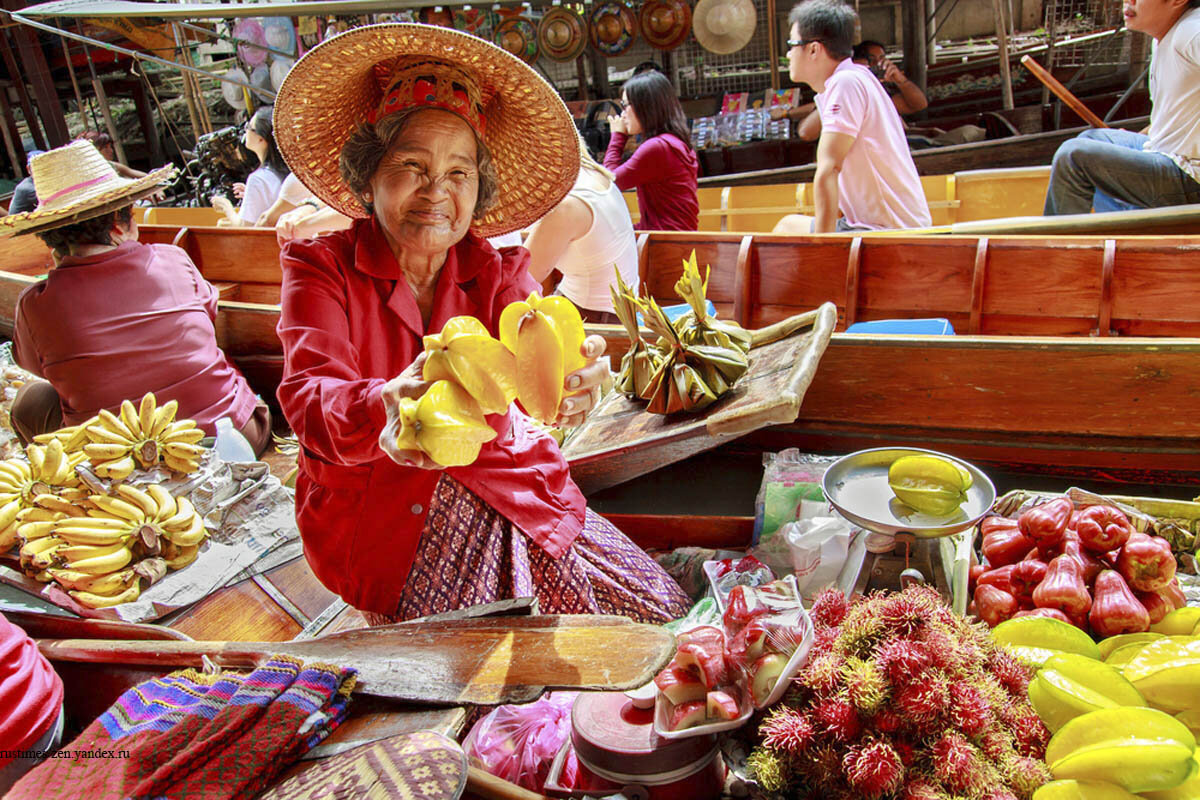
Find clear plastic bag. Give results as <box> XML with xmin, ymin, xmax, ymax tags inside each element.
<box><xmin>753</xmin><ymin>450</ymin><xmax>839</xmax><ymax>545</ymax></box>
<box><xmin>462</xmin><ymin>691</ymin><xmax>578</xmax><ymax>792</ymax></box>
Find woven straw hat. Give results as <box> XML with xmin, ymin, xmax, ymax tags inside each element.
<box><xmin>538</xmin><ymin>6</ymin><xmax>586</xmax><ymax>62</ymax></box>
<box><xmin>274</xmin><ymin>23</ymin><xmax>579</xmax><ymax>238</ymax></box>
<box><xmin>0</xmin><ymin>140</ymin><xmax>175</xmax><ymax>238</ymax></box>
<box><xmin>589</xmin><ymin>1</ymin><xmax>638</xmax><ymax>56</ymax></box>
<box><xmin>692</xmin><ymin>0</ymin><xmax>756</xmax><ymax>54</ymax></box>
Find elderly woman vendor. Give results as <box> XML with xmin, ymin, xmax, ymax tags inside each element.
<box><xmin>273</xmin><ymin>25</ymin><xmax>690</xmax><ymax>623</ymax></box>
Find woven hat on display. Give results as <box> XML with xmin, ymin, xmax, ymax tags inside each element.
<box><xmin>639</xmin><ymin>0</ymin><xmax>691</xmax><ymax>50</ymax></box>
<box><xmin>273</xmin><ymin>23</ymin><xmax>580</xmax><ymax>238</ymax></box>
<box><xmin>493</xmin><ymin>14</ymin><xmax>539</xmax><ymax>64</ymax></box>
<box><xmin>0</xmin><ymin>140</ymin><xmax>175</xmax><ymax>237</ymax></box>
<box><xmin>692</xmin><ymin>0</ymin><xmax>756</xmax><ymax>54</ymax></box>
<box><xmin>419</xmin><ymin>7</ymin><xmax>454</xmax><ymax>27</ymax></box>
<box><xmin>538</xmin><ymin>6</ymin><xmax>586</xmax><ymax>62</ymax></box>
<box><xmin>453</xmin><ymin>7</ymin><xmax>498</xmax><ymax>39</ymax></box>
<box><xmin>589</xmin><ymin>1</ymin><xmax>637</xmax><ymax>56</ymax></box>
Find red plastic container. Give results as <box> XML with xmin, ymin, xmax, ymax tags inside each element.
<box><xmin>544</xmin><ymin>691</ymin><xmax>726</xmax><ymax>800</ymax></box>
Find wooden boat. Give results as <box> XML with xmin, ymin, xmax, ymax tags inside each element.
<box><xmin>700</xmin><ymin>116</ymin><xmax>1149</xmax><ymax>188</ymax></box>
<box><xmin>2</xmin><ymin>226</ymin><xmax>1200</xmax><ymax>488</ymax></box>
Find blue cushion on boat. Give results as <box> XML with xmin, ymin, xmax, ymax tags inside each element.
<box><xmin>636</xmin><ymin>300</ymin><xmax>716</xmax><ymax>325</ymax></box>
<box><xmin>846</xmin><ymin>318</ymin><xmax>956</xmax><ymax>335</ymax></box>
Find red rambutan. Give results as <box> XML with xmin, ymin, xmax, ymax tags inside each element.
<box><xmin>875</xmin><ymin>585</ymin><xmax>944</xmax><ymax>637</ymax></box>
<box><xmin>759</xmin><ymin>705</ymin><xmax>816</xmax><ymax>756</ymax></box>
<box><xmin>988</xmin><ymin>649</ymin><xmax>1034</xmax><ymax>698</ymax></box>
<box><xmin>900</xmin><ymin>777</ymin><xmax>950</xmax><ymax>800</ymax></box>
<box><xmin>1003</xmin><ymin>755</ymin><xmax>1052</xmax><ymax>800</ymax></box>
<box><xmin>894</xmin><ymin>671</ymin><xmax>950</xmax><ymax>728</ymax></box>
<box><xmin>811</xmin><ymin>588</ymin><xmax>850</xmax><ymax>628</ymax></box>
<box><xmin>931</xmin><ymin>731</ymin><xmax>985</xmax><ymax>795</ymax></box>
<box><xmin>803</xmin><ymin>744</ymin><xmax>847</xmax><ymax>792</ymax></box>
<box><xmin>798</xmin><ymin>652</ymin><xmax>845</xmax><ymax>696</ymax></box>
<box><xmin>843</xmin><ymin>740</ymin><xmax>906</xmax><ymax>799</ymax></box>
<box><xmin>950</xmin><ymin>683</ymin><xmax>994</xmax><ymax>737</ymax></box>
<box><xmin>874</xmin><ymin>638</ymin><xmax>932</xmax><ymax>686</ymax></box>
<box><xmin>983</xmin><ymin>790</ymin><xmax>1019</xmax><ymax>800</ymax></box>
<box><xmin>1005</xmin><ymin>704</ymin><xmax>1050</xmax><ymax>758</ymax></box>
<box><xmin>813</xmin><ymin>624</ymin><xmax>841</xmax><ymax>653</ymax></box>
<box><xmin>871</xmin><ymin>707</ymin><xmax>903</xmax><ymax>735</ymax></box>
<box><xmin>891</xmin><ymin>737</ymin><xmax>917</xmax><ymax>767</ymax></box>
<box><xmin>812</xmin><ymin>696</ymin><xmax>862</xmax><ymax>742</ymax></box>
<box><xmin>977</xmin><ymin>727</ymin><xmax>1017</xmax><ymax>763</ymax></box>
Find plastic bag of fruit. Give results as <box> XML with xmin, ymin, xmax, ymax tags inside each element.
<box><xmin>462</xmin><ymin>691</ymin><xmax>578</xmax><ymax>792</ymax></box>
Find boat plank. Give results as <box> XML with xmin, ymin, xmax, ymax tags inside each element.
<box><xmin>263</xmin><ymin>556</ymin><xmax>341</xmax><ymax>624</ymax></box>
<box><xmin>164</xmin><ymin>576</ymin><xmax>303</xmax><ymax>642</ymax></box>
<box><xmin>602</xmin><ymin>513</ymin><xmax>754</xmax><ymax>550</ymax></box>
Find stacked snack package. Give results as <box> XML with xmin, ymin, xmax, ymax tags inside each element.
<box><xmin>653</xmin><ymin>556</ymin><xmax>814</xmax><ymax>737</ymax></box>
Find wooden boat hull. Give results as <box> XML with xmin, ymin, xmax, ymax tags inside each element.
<box><xmin>2</xmin><ymin>226</ymin><xmax>1199</xmax><ymax>485</ymax></box>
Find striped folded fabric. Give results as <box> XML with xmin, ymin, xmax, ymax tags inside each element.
<box><xmin>8</xmin><ymin>655</ymin><xmax>356</xmax><ymax>800</ymax></box>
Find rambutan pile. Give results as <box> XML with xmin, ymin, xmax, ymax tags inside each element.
<box><xmin>746</xmin><ymin>585</ymin><xmax>1050</xmax><ymax>800</ymax></box>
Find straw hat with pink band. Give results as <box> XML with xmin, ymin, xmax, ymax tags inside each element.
<box><xmin>0</xmin><ymin>140</ymin><xmax>175</xmax><ymax>237</ymax></box>
<box><xmin>273</xmin><ymin>23</ymin><xmax>580</xmax><ymax>238</ymax></box>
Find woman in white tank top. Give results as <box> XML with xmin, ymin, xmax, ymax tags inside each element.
<box><xmin>523</xmin><ymin>144</ymin><xmax>640</xmax><ymax>323</ymax></box>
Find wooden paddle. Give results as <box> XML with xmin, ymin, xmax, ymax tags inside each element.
<box><xmin>35</xmin><ymin>614</ymin><xmax>675</xmax><ymax>705</ymax></box>
<box><xmin>1020</xmin><ymin>55</ymin><xmax>1109</xmax><ymax>129</ymax></box>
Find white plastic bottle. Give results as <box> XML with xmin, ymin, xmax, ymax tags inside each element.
<box><xmin>214</xmin><ymin>417</ymin><xmax>256</xmax><ymax>463</ymax></box>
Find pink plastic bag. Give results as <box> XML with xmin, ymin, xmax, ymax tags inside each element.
<box><xmin>462</xmin><ymin>691</ymin><xmax>578</xmax><ymax>791</ymax></box>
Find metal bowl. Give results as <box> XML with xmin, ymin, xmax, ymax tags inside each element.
<box><xmin>822</xmin><ymin>447</ymin><xmax>996</xmax><ymax>538</ymax></box>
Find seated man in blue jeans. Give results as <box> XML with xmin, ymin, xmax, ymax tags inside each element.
<box><xmin>1044</xmin><ymin>0</ymin><xmax>1200</xmax><ymax>215</ymax></box>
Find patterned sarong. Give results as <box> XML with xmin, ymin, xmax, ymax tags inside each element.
<box><xmin>363</xmin><ymin>474</ymin><xmax>691</xmax><ymax>625</ymax></box>
<box><xmin>7</xmin><ymin>656</ymin><xmax>355</xmax><ymax>800</ymax></box>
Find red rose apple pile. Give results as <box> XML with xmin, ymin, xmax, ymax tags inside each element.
<box><xmin>971</xmin><ymin>497</ymin><xmax>1186</xmax><ymax>637</ymax></box>
<box><xmin>655</xmin><ymin>579</ymin><xmax>810</xmax><ymax>732</ymax></box>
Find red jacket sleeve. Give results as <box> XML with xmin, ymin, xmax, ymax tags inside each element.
<box><xmin>277</xmin><ymin>239</ymin><xmax>389</xmax><ymax>467</ymax></box>
<box><xmin>603</xmin><ymin>133</ymin><xmax>673</xmax><ymax>192</ymax></box>
<box><xmin>11</xmin><ymin>290</ymin><xmax>42</xmax><ymax>378</ymax></box>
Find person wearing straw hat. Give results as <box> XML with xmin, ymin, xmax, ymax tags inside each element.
<box><xmin>0</xmin><ymin>140</ymin><xmax>271</xmax><ymax>454</ymax></box>
<box><xmin>272</xmin><ymin>23</ymin><xmax>689</xmax><ymax>624</ymax></box>
<box><xmin>604</xmin><ymin>70</ymin><xmax>699</xmax><ymax>231</ymax></box>
<box><xmin>772</xmin><ymin>0</ymin><xmax>930</xmax><ymax>234</ymax></box>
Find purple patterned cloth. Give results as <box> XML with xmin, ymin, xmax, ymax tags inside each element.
<box><xmin>362</xmin><ymin>474</ymin><xmax>690</xmax><ymax>625</ymax></box>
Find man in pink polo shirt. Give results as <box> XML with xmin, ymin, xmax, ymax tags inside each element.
<box><xmin>773</xmin><ymin>0</ymin><xmax>931</xmax><ymax>234</ymax></box>
<box><xmin>0</xmin><ymin>140</ymin><xmax>270</xmax><ymax>455</ymax></box>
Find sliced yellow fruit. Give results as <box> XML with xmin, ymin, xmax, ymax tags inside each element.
<box><xmin>1032</xmin><ymin>780</ymin><xmax>1143</xmax><ymax>800</ymax></box>
<box><xmin>992</xmin><ymin>616</ymin><xmax>1103</xmax><ymax>662</ymax></box>
<box><xmin>1153</xmin><ymin>608</ymin><xmax>1200</xmax><ymax>636</ymax></box>
<box><xmin>1045</xmin><ymin>707</ymin><xmax>1196</xmax><ymax>768</ymax></box>
<box><xmin>1098</xmin><ymin>632</ymin><xmax>1166</xmax><ymax>660</ymax></box>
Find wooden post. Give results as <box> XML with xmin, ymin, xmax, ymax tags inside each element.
<box><xmin>0</xmin><ymin>29</ymin><xmax>46</xmax><ymax>150</ymax></box>
<box><xmin>575</xmin><ymin>52</ymin><xmax>589</xmax><ymax>102</ymax></box>
<box><xmin>902</xmin><ymin>0</ymin><xmax>928</xmax><ymax>93</ymax></box>
<box><xmin>129</xmin><ymin>79</ymin><xmax>164</xmax><ymax>165</ymax></box>
<box><xmin>590</xmin><ymin>49</ymin><xmax>610</xmax><ymax>98</ymax></box>
<box><xmin>59</xmin><ymin>38</ymin><xmax>90</xmax><ymax>132</ymax></box>
<box><xmin>5</xmin><ymin>5</ymin><xmax>70</xmax><ymax>146</ymax></box>
<box><xmin>993</xmin><ymin>0</ymin><xmax>1014</xmax><ymax>110</ymax></box>
<box><xmin>0</xmin><ymin>90</ymin><xmax>22</xmax><ymax>180</ymax></box>
<box><xmin>90</xmin><ymin>77</ymin><xmax>128</xmax><ymax>164</ymax></box>
<box><xmin>767</xmin><ymin>0</ymin><xmax>779</xmax><ymax>91</ymax></box>
<box><xmin>927</xmin><ymin>0</ymin><xmax>937</xmax><ymax>66</ymax></box>
<box><xmin>1042</xmin><ymin>0</ymin><xmax>1057</xmax><ymax>107</ymax></box>
<box><xmin>172</xmin><ymin>23</ymin><xmax>204</xmax><ymax>142</ymax></box>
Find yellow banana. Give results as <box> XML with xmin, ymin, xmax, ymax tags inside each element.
<box><xmin>0</xmin><ymin>491</ymin><xmax>19</xmax><ymax>506</ymax></box>
<box><xmin>86</xmin><ymin>424</ymin><xmax>137</xmax><ymax>447</ymax></box>
<box><xmin>84</xmin><ymin>443</ymin><xmax>133</xmax><ymax>464</ymax></box>
<box><xmin>17</xmin><ymin>520</ymin><xmax>59</xmax><ymax>542</ymax></box>
<box><xmin>70</xmin><ymin>582</ymin><xmax>140</xmax><ymax>608</ymax></box>
<box><xmin>146</xmin><ymin>485</ymin><xmax>176</xmax><ymax>522</ymax></box>
<box><xmin>19</xmin><ymin>535</ymin><xmax>64</xmax><ymax>565</ymax></box>
<box><xmin>138</xmin><ymin>394</ymin><xmax>157</xmax><ymax>440</ymax></box>
<box><xmin>54</xmin><ymin>524</ymin><xmax>131</xmax><ymax>547</ymax></box>
<box><xmin>162</xmin><ymin>442</ymin><xmax>206</xmax><ymax>461</ymax></box>
<box><xmin>57</xmin><ymin>540</ymin><xmax>129</xmax><ymax>561</ymax></box>
<box><xmin>32</xmin><ymin>569</ymin><xmax>53</xmax><ymax>583</ymax></box>
<box><xmin>59</xmin><ymin>516</ymin><xmax>132</xmax><ymax>530</ymax></box>
<box><xmin>0</xmin><ymin>499</ymin><xmax>20</xmax><ymax>530</ymax></box>
<box><xmin>88</xmin><ymin>495</ymin><xmax>145</xmax><ymax>523</ymax></box>
<box><xmin>0</xmin><ymin>521</ymin><xmax>17</xmax><ymax>551</ymax></box>
<box><xmin>115</xmin><ymin>484</ymin><xmax>158</xmax><ymax>519</ymax></box>
<box><xmin>59</xmin><ymin>543</ymin><xmax>133</xmax><ymax>575</ymax></box>
<box><xmin>161</xmin><ymin>496</ymin><xmax>196</xmax><ymax>530</ymax></box>
<box><xmin>32</xmin><ymin>432</ymin><xmax>57</xmax><ymax>445</ymax></box>
<box><xmin>162</xmin><ymin>454</ymin><xmax>200</xmax><ymax>475</ymax></box>
<box><xmin>18</xmin><ymin>507</ymin><xmax>62</xmax><ymax>524</ymax></box>
<box><xmin>58</xmin><ymin>487</ymin><xmax>89</xmax><ymax>504</ymax></box>
<box><xmin>25</xmin><ymin>444</ymin><xmax>45</xmax><ymax>477</ymax></box>
<box><xmin>119</xmin><ymin>400</ymin><xmax>142</xmax><ymax>439</ymax></box>
<box><xmin>97</xmin><ymin>456</ymin><xmax>136</xmax><ymax>481</ymax></box>
<box><xmin>30</xmin><ymin>540</ymin><xmax>68</xmax><ymax>570</ymax></box>
<box><xmin>96</xmin><ymin>409</ymin><xmax>136</xmax><ymax>442</ymax></box>
<box><xmin>160</xmin><ymin>422</ymin><xmax>204</xmax><ymax>445</ymax></box>
<box><xmin>163</xmin><ymin>542</ymin><xmax>199</xmax><ymax>570</ymax></box>
<box><xmin>33</xmin><ymin>494</ymin><xmax>85</xmax><ymax>518</ymax></box>
<box><xmin>163</xmin><ymin>512</ymin><xmax>205</xmax><ymax>547</ymax></box>
<box><xmin>62</xmin><ymin>424</ymin><xmax>91</xmax><ymax>453</ymax></box>
<box><xmin>49</xmin><ymin>567</ymin><xmax>134</xmax><ymax>593</ymax></box>
<box><xmin>0</xmin><ymin>460</ymin><xmax>30</xmax><ymax>484</ymax></box>
<box><xmin>149</xmin><ymin>400</ymin><xmax>178</xmax><ymax>439</ymax></box>
<box><xmin>41</xmin><ymin>439</ymin><xmax>65</xmax><ymax>483</ymax></box>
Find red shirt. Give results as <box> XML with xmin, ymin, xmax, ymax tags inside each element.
<box><xmin>12</xmin><ymin>241</ymin><xmax>257</xmax><ymax>433</ymax></box>
<box><xmin>277</xmin><ymin>219</ymin><xmax>586</xmax><ymax>615</ymax></box>
<box><xmin>0</xmin><ymin>612</ymin><xmax>62</xmax><ymax>763</ymax></box>
<box><xmin>604</xmin><ymin>132</ymin><xmax>699</xmax><ymax>231</ymax></box>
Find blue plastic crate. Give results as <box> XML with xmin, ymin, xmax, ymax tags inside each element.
<box><xmin>846</xmin><ymin>318</ymin><xmax>956</xmax><ymax>335</ymax></box>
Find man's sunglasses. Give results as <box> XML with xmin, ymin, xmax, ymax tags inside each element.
<box><xmin>787</xmin><ymin>37</ymin><xmax>823</xmax><ymax>48</ymax></box>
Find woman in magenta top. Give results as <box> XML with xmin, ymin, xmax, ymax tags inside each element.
<box><xmin>604</xmin><ymin>71</ymin><xmax>699</xmax><ymax>231</ymax></box>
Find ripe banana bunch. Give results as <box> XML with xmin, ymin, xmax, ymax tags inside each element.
<box><xmin>499</xmin><ymin>292</ymin><xmax>587</xmax><ymax>425</ymax></box>
<box><xmin>83</xmin><ymin>393</ymin><xmax>206</xmax><ymax>478</ymax></box>
<box><xmin>0</xmin><ymin>438</ymin><xmax>87</xmax><ymax>513</ymax></box>
<box><xmin>423</xmin><ymin>316</ymin><xmax>518</xmax><ymax>415</ymax></box>
<box><xmin>395</xmin><ymin>380</ymin><xmax>497</xmax><ymax>468</ymax></box>
<box><xmin>32</xmin><ymin>424</ymin><xmax>89</xmax><ymax>454</ymax></box>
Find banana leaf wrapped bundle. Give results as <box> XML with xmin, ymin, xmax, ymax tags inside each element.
<box><xmin>672</xmin><ymin>250</ymin><xmax>752</xmax><ymax>355</ymax></box>
<box><xmin>610</xmin><ymin>269</ymin><xmax>661</xmax><ymax>397</ymax></box>
<box><xmin>637</xmin><ymin>294</ymin><xmax>749</xmax><ymax>415</ymax></box>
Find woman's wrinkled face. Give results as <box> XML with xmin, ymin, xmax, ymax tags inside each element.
<box><xmin>365</xmin><ymin>109</ymin><xmax>480</xmax><ymax>258</ymax></box>
<box><xmin>621</xmin><ymin>92</ymin><xmax>644</xmax><ymax>136</ymax></box>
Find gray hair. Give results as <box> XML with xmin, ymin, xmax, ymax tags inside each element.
<box><xmin>339</xmin><ymin>108</ymin><xmax>499</xmax><ymax>220</ymax></box>
<box><xmin>788</xmin><ymin>0</ymin><xmax>856</xmax><ymax>60</ymax></box>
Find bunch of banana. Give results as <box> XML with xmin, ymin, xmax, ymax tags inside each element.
<box><xmin>499</xmin><ymin>293</ymin><xmax>587</xmax><ymax>425</ymax></box>
<box><xmin>610</xmin><ymin>269</ymin><xmax>661</xmax><ymax>398</ymax></box>
<box><xmin>83</xmin><ymin>393</ymin><xmax>206</xmax><ymax>478</ymax></box>
<box><xmin>0</xmin><ymin>439</ymin><xmax>88</xmax><ymax>519</ymax></box>
<box><xmin>32</xmin><ymin>424</ymin><xmax>89</xmax><ymax>454</ymax></box>
<box><xmin>423</xmin><ymin>316</ymin><xmax>517</xmax><ymax>415</ymax></box>
<box><xmin>635</xmin><ymin>296</ymin><xmax>747</xmax><ymax>414</ymax></box>
<box><xmin>672</xmin><ymin>251</ymin><xmax>752</xmax><ymax>355</ymax></box>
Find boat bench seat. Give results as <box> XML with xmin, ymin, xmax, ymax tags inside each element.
<box><xmin>212</xmin><ymin>281</ymin><xmax>240</xmax><ymax>301</ymax></box>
